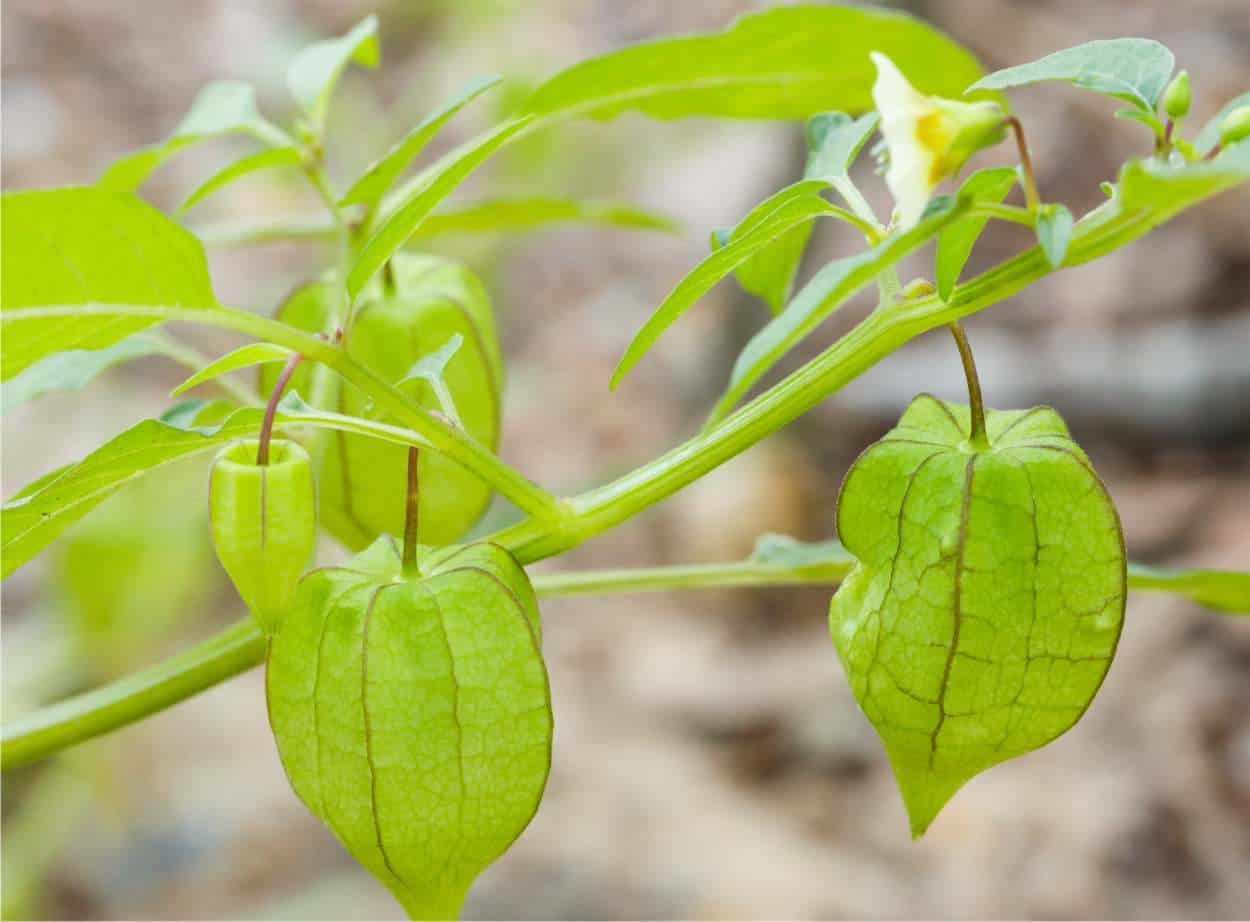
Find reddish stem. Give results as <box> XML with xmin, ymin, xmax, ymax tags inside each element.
<box><xmin>1005</xmin><ymin>116</ymin><xmax>1041</xmax><ymax>212</ymax></box>
<box><xmin>403</xmin><ymin>446</ymin><xmax>420</xmax><ymax>575</ymax></box>
<box><xmin>257</xmin><ymin>353</ymin><xmax>303</xmax><ymax>466</ymax></box>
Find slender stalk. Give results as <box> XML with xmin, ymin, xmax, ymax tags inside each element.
<box><xmin>403</xmin><ymin>446</ymin><xmax>421</xmax><ymax>577</ymax></box>
<box><xmin>969</xmin><ymin>202</ymin><xmax>1035</xmax><ymax>226</ymax></box>
<box><xmin>257</xmin><ymin>353</ymin><xmax>302</xmax><ymax>465</ymax></box>
<box><xmin>947</xmin><ymin>322</ymin><xmax>989</xmax><ymax>447</ymax></box>
<box><xmin>4</xmin><ymin>554</ymin><xmax>1244</xmax><ymax>769</ymax></box>
<box><xmin>1006</xmin><ymin>116</ymin><xmax>1042</xmax><ymax>212</ymax></box>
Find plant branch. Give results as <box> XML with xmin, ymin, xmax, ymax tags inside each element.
<box><xmin>7</xmin><ymin>304</ymin><xmax>562</xmax><ymax>522</ymax></box>
<box><xmin>3</xmin><ymin>553</ymin><xmax>1244</xmax><ymax>769</ymax></box>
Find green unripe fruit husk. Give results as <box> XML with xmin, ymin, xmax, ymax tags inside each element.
<box><xmin>266</xmin><ymin>536</ymin><xmax>550</xmax><ymax>919</ymax></box>
<box><xmin>830</xmin><ymin>394</ymin><xmax>1125</xmax><ymax>837</ymax></box>
<box><xmin>210</xmin><ymin>438</ymin><xmax>317</xmax><ymax>634</ymax></box>
<box><xmin>264</xmin><ymin>253</ymin><xmax>502</xmax><ymax>551</ymax></box>
<box><xmin>1162</xmin><ymin>70</ymin><xmax>1190</xmax><ymax>120</ymax></box>
<box><xmin>1219</xmin><ymin>105</ymin><xmax>1250</xmax><ymax>147</ymax></box>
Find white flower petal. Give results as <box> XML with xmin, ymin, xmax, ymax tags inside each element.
<box><xmin>872</xmin><ymin>52</ymin><xmax>940</xmax><ymax>228</ymax></box>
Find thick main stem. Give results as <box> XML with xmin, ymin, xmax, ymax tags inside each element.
<box><xmin>257</xmin><ymin>353</ymin><xmax>303</xmax><ymax>465</ymax></box>
<box><xmin>403</xmin><ymin>446</ymin><xmax>420</xmax><ymax>576</ymax></box>
<box><xmin>947</xmin><ymin>322</ymin><xmax>989</xmax><ymax>447</ymax></box>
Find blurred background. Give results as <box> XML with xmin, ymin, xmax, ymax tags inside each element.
<box><xmin>3</xmin><ymin>0</ymin><xmax>1249</xmax><ymax>918</ymax></box>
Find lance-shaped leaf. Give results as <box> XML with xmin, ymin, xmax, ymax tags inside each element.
<box><xmin>411</xmin><ymin>196</ymin><xmax>678</xmax><ymax>237</ymax></box>
<box><xmin>704</xmin><ymin>196</ymin><xmax>968</xmax><ymax>427</ymax></box>
<box><xmin>1</xmin><ymin>334</ymin><xmax>166</xmax><ymax>411</ymax></box>
<box><xmin>1</xmin><ymin>400</ymin><xmax>264</xmax><ymax>578</ymax></box>
<box><xmin>712</xmin><ymin>218</ymin><xmax>814</xmax><ymax>316</ymax></box>
<box><xmin>267</xmin><ymin>536</ymin><xmax>551</xmax><ymax>919</ymax></box>
<box><xmin>935</xmin><ymin>167</ymin><xmax>1018</xmax><ymax>300</ymax></box>
<box><xmin>1</xmin><ymin>187</ymin><xmax>219</xmax><ymax>380</ymax></box>
<box><xmin>968</xmin><ymin>38</ymin><xmax>1174</xmax><ymax>111</ymax></box>
<box><xmin>611</xmin><ymin>180</ymin><xmax>840</xmax><ymax>388</ymax></box>
<box><xmin>99</xmin><ymin>81</ymin><xmax>292</xmax><ymax>190</ymax></box>
<box><xmin>523</xmin><ymin>4</ymin><xmax>985</xmax><ymax>121</ymax></box>
<box><xmin>286</xmin><ymin>15</ymin><xmax>379</xmax><ymax>132</ymax></box>
<box><xmin>178</xmin><ymin>146</ymin><xmax>304</xmax><ymax>215</ymax></box>
<box><xmin>348</xmin><ymin>117</ymin><xmax>534</xmax><ymax>301</ymax></box>
<box><xmin>805</xmin><ymin>111</ymin><xmax>879</xmax><ymax>183</ymax></box>
<box><xmin>340</xmin><ymin>75</ymin><xmax>501</xmax><ymax>212</ymax></box>
<box><xmin>830</xmin><ymin>394</ymin><xmax>1126</xmax><ymax>836</ymax></box>
<box><xmin>170</xmin><ymin>342</ymin><xmax>294</xmax><ymax>397</ymax></box>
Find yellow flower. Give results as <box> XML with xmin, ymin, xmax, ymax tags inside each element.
<box><xmin>871</xmin><ymin>52</ymin><xmax>1005</xmax><ymax>228</ymax></box>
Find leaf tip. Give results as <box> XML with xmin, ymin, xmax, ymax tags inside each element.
<box><xmin>890</xmin><ymin>757</ymin><xmax>968</xmax><ymax>839</ymax></box>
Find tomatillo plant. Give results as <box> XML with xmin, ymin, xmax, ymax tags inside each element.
<box><xmin>2</xmin><ymin>7</ymin><xmax>1249</xmax><ymax>918</ymax></box>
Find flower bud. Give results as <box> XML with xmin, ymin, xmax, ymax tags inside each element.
<box><xmin>210</xmin><ymin>438</ymin><xmax>316</xmax><ymax>634</ymax></box>
<box><xmin>1162</xmin><ymin>70</ymin><xmax>1190</xmax><ymax>120</ymax></box>
<box><xmin>1219</xmin><ymin>105</ymin><xmax>1250</xmax><ymax>147</ymax></box>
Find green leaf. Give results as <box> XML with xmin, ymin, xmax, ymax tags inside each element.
<box><xmin>611</xmin><ymin>180</ymin><xmax>839</xmax><ymax>388</ymax></box>
<box><xmin>98</xmin><ymin>81</ymin><xmax>291</xmax><ymax>190</ymax></box>
<box><xmin>1194</xmin><ymin>90</ymin><xmax>1250</xmax><ymax>155</ymax></box>
<box><xmin>705</xmin><ymin>196</ymin><xmax>968</xmax><ymax>427</ymax></box>
<box><xmin>1</xmin><ymin>187</ymin><xmax>219</xmax><ymax>381</ymax></box>
<box><xmin>170</xmin><ymin>342</ymin><xmax>294</xmax><ymax>397</ymax></box>
<box><xmin>397</xmin><ymin>333</ymin><xmax>467</xmax><ymax>428</ymax></box>
<box><xmin>1</xmin><ymin>401</ymin><xmax>265</xmax><ymax>579</ymax></box>
<box><xmin>412</xmin><ymin>196</ymin><xmax>679</xmax><ymax>237</ymax></box>
<box><xmin>1035</xmin><ymin>202</ymin><xmax>1074</xmax><ymax>268</ymax></box>
<box><xmin>1113</xmin><ymin>107</ymin><xmax>1166</xmax><ymax>139</ymax></box>
<box><xmin>804</xmin><ymin>111</ymin><xmax>879</xmax><ymax>182</ymax></box>
<box><xmin>523</xmin><ymin>4</ymin><xmax>985</xmax><ymax>121</ymax></box>
<box><xmin>348</xmin><ymin>117</ymin><xmax>534</xmax><ymax>302</ymax></box>
<box><xmin>968</xmin><ymin>38</ymin><xmax>1174</xmax><ymax>111</ymax></box>
<box><xmin>1128</xmin><ymin>562</ymin><xmax>1250</xmax><ymax>614</ymax></box>
<box><xmin>0</xmin><ymin>334</ymin><xmax>165</xmax><ymax>411</ymax></box>
<box><xmin>1114</xmin><ymin>142</ymin><xmax>1250</xmax><ymax>218</ymax></box>
<box><xmin>178</xmin><ymin>146</ymin><xmax>304</xmax><ymax>215</ymax></box>
<box><xmin>830</xmin><ymin>394</ymin><xmax>1125</xmax><ymax>836</ymax></box>
<box><xmin>286</xmin><ymin>15</ymin><xmax>379</xmax><ymax>131</ymax></box>
<box><xmin>713</xmin><ymin>217</ymin><xmax>814</xmax><ymax>316</ymax></box>
<box><xmin>267</xmin><ymin>536</ymin><xmax>551</xmax><ymax>919</ymax></box>
<box><xmin>339</xmin><ymin>75</ymin><xmax>501</xmax><ymax>211</ymax></box>
<box><xmin>751</xmin><ymin>533</ymin><xmax>855</xmax><ymax>571</ymax></box>
<box><xmin>935</xmin><ymin>167</ymin><xmax>1018</xmax><ymax>300</ymax></box>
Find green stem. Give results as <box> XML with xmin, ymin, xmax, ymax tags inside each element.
<box><xmin>4</xmin><ymin>554</ymin><xmax>1244</xmax><ymax>769</ymax></box>
<box><xmin>1</xmin><ymin>619</ymin><xmax>266</xmax><ymax>770</ymax></box>
<box><xmin>969</xmin><ymin>202</ymin><xmax>1035</xmax><ymax>226</ymax></box>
